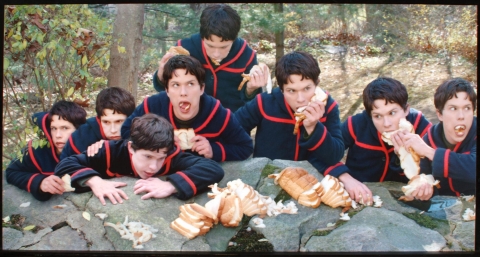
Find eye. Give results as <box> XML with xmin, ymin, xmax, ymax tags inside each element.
<box><xmin>172</xmin><ymin>83</ymin><xmax>179</xmax><ymax>87</ymax></box>
<box><xmin>465</xmin><ymin>106</ymin><xmax>471</xmax><ymax>111</ymax></box>
<box><xmin>304</xmin><ymin>86</ymin><xmax>311</xmax><ymax>91</ymax></box>
<box><xmin>450</xmin><ymin>107</ymin><xmax>456</xmax><ymax>111</ymax></box>
<box><xmin>189</xmin><ymin>82</ymin><xmax>194</xmax><ymax>86</ymax></box>
<box><xmin>374</xmin><ymin>115</ymin><xmax>380</xmax><ymax>119</ymax></box>
<box><xmin>287</xmin><ymin>89</ymin><xmax>294</xmax><ymax>93</ymax></box>
<box><xmin>390</xmin><ymin>111</ymin><xmax>396</xmax><ymax>116</ymax></box>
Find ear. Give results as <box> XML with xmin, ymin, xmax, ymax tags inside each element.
<box><xmin>436</xmin><ymin>109</ymin><xmax>444</xmax><ymax>122</ymax></box>
<box><xmin>127</xmin><ymin>141</ymin><xmax>135</xmax><ymax>155</ymax></box>
<box><xmin>404</xmin><ymin>104</ymin><xmax>410</xmax><ymax>117</ymax></box>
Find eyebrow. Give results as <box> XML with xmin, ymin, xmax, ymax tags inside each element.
<box><xmin>372</xmin><ymin>107</ymin><xmax>399</xmax><ymax>116</ymax></box>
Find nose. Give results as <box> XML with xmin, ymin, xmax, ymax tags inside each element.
<box><xmin>54</xmin><ymin>129</ymin><xmax>62</xmax><ymax>138</ymax></box>
<box><xmin>297</xmin><ymin>92</ymin><xmax>307</xmax><ymax>103</ymax></box>
<box><xmin>180</xmin><ymin>85</ymin><xmax>187</xmax><ymax>96</ymax></box>
<box><xmin>383</xmin><ymin>117</ymin><xmax>392</xmax><ymax>127</ymax></box>
<box><xmin>110</xmin><ymin>123</ymin><xmax>118</xmax><ymax>133</ymax></box>
<box><xmin>457</xmin><ymin>109</ymin><xmax>465</xmax><ymax>119</ymax></box>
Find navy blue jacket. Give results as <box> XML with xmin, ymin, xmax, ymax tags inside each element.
<box><xmin>153</xmin><ymin>33</ymin><xmax>259</xmax><ymax>112</ymax></box>
<box><xmin>60</xmin><ymin>117</ymin><xmax>106</xmax><ymax>160</ymax></box>
<box><xmin>6</xmin><ymin>112</ymin><xmax>61</xmax><ymax>201</ymax></box>
<box><xmin>234</xmin><ymin>87</ymin><xmax>345</xmax><ymax>174</ymax></box>
<box><xmin>54</xmin><ymin>140</ymin><xmax>224</xmax><ymax>200</ymax></box>
<box><xmin>420</xmin><ymin>117</ymin><xmax>476</xmax><ymax>196</ymax></box>
<box><xmin>121</xmin><ymin>92</ymin><xmax>253</xmax><ymax>162</ymax></box>
<box><xmin>325</xmin><ymin>109</ymin><xmax>432</xmax><ymax>183</ymax></box>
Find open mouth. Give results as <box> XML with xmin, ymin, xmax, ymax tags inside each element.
<box><xmin>454</xmin><ymin>125</ymin><xmax>466</xmax><ymax>135</ymax></box>
<box><xmin>179</xmin><ymin>102</ymin><xmax>191</xmax><ymax>112</ymax></box>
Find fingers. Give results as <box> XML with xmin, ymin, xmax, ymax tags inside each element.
<box><xmin>99</xmin><ymin>195</ymin><xmax>107</xmax><ymax>206</ymax></box>
<box><xmin>141</xmin><ymin>192</ymin><xmax>154</xmax><ymax>200</ymax></box>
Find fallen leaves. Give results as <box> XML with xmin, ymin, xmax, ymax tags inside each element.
<box><xmin>20</xmin><ymin>202</ymin><xmax>30</xmax><ymax>208</ymax></box>
<box><xmin>82</xmin><ymin>212</ymin><xmax>91</xmax><ymax>221</ymax></box>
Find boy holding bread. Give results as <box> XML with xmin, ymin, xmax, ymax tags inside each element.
<box><xmin>121</xmin><ymin>55</ymin><xmax>253</xmax><ymax>162</ymax></box>
<box><xmin>5</xmin><ymin>101</ymin><xmax>87</xmax><ymax>201</ymax></box>
<box><xmin>55</xmin><ymin>114</ymin><xmax>224</xmax><ymax>205</ymax></box>
<box><xmin>234</xmin><ymin>51</ymin><xmax>345</xmax><ymax>174</ymax></box>
<box><xmin>152</xmin><ymin>4</ymin><xmax>269</xmax><ymax>112</ymax></box>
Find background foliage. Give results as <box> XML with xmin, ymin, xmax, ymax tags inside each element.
<box><xmin>2</xmin><ymin>4</ymin><xmax>477</xmax><ymax>170</ymax></box>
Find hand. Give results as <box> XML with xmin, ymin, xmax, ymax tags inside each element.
<box><xmin>133</xmin><ymin>177</ymin><xmax>177</xmax><ymax>200</ymax></box>
<box><xmin>245</xmin><ymin>63</ymin><xmax>269</xmax><ymax>95</ymax></box>
<box><xmin>398</xmin><ymin>131</ymin><xmax>436</xmax><ymax>161</ymax></box>
<box><xmin>339</xmin><ymin>173</ymin><xmax>373</xmax><ymax>205</ymax></box>
<box><xmin>40</xmin><ymin>175</ymin><xmax>65</xmax><ymax>195</ymax></box>
<box><xmin>85</xmin><ymin>176</ymin><xmax>128</xmax><ymax>205</ymax></box>
<box><xmin>410</xmin><ymin>182</ymin><xmax>434</xmax><ymax>201</ymax></box>
<box><xmin>157</xmin><ymin>52</ymin><xmax>177</xmax><ymax>83</ymax></box>
<box><xmin>301</xmin><ymin>100</ymin><xmax>325</xmax><ymax>135</ymax></box>
<box><xmin>190</xmin><ymin>135</ymin><xmax>213</xmax><ymax>159</ymax></box>
<box><xmin>87</xmin><ymin>140</ymin><xmax>104</xmax><ymax>157</ymax></box>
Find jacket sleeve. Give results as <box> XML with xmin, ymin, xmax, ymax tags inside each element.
<box><xmin>121</xmin><ymin>98</ymin><xmax>148</xmax><ymax>139</ymax></box>
<box><xmin>430</xmin><ymin>144</ymin><xmax>476</xmax><ymax>184</ymax></box>
<box><xmin>153</xmin><ymin>70</ymin><xmax>166</xmax><ymax>92</ymax></box>
<box><xmin>5</xmin><ymin>146</ymin><xmax>52</xmax><ymax>201</ymax></box>
<box><xmin>166</xmin><ymin>152</ymin><xmax>225</xmax><ymax>200</ymax></box>
<box><xmin>209</xmin><ymin>110</ymin><xmax>253</xmax><ymax>162</ymax></box>
<box><xmin>54</xmin><ymin>144</ymin><xmax>109</xmax><ymax>191</ymax></box>
<box><xmin>234</xmin><ymin>95</ymin><xmax>262</xmax><ymax>135</ymax></box>
<box><xmin>300</xmin><ymin>97</ymin><xmax>345</xmax><ymax>167</ymax></box>
<box><xmin>321</xmin><ymin>117</ymin><xmax>354</xmax><ymax>177</ymax></box>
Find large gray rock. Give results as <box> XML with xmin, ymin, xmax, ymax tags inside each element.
<box><xmin>1</xmin><ymin>158</ymin><xmax>474</xmax><ymax>252</ymax></box>
<box><xmin>304</xmin><ymin>207</ymin><xmax>446</xmax><ymax>251</ymax></box>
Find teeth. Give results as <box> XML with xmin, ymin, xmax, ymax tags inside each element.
<box><xmin>454</xmin><ymin>125</ymin><xmax>465</xmax><ymax>132</ymax></box>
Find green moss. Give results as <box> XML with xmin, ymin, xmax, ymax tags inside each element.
<box><xmin>274</xmin><ymin>189</ymin><xmax>292</xmax><ymax>203</ymax></box>
<box><xmin>260</xmin><ymin>164</ymin><xmax>280</xmax><ymax>178</ymax></box>
<box><xmin>312</xmin><ymin>229</ymin><xmax>332</xmax><ymax>236</ymax></box>
<box><xmin>226</xmin><ymin>226</ymin><xmax>274</xmax><ymax>252</ymax></box>
<box><xmin>402</xmin><ymin>212</ymin><xmax>448</xmax><ymax>230</ymax></box>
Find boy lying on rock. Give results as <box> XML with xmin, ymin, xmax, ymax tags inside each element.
<box><xmin>54</xmin><ymin>113</ymin><xmax>224</xmax><ymax>205</ymax></box>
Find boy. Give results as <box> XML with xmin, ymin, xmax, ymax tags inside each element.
<box><xmin>396</xmin><ymin>78</ymin><xmax>476</xmax><ymax>197</ymax></box>
<box><xmin>152</xmin><ymin>4</ymin><xmax>268</xmax><ymax>112</ymax></box>
<box><xmin>5</xmin><ymin>101</ymin><xmax>87</xmax><ymax>201</ymax></box>
<box><xmin>60</xmin><ymin>87</ymin><xmax>135</xmax><ymax>159</ymax></box>
<box><xmin>55</xmin><ymin>113</ymin><xmax>224</xmax><ymax>205</ymax></box>
<box><xmin>234</xmin><ymin>51</ymin><xmax>345</xmax><ymax>173</ymax></box>
<box><xmin>121</xmin><ymin>55</ymin><xmax>253</xmax><ymax>162</ymax></box>
<box><xmin>323</xmin><ymin>77</ymin><xmax>432</xmax><ymax>205</ymax></box>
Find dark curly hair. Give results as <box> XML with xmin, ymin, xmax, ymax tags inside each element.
<box><xmin>129</xmin><ymin>113</ymin><xmax>174</xmax><ymax>153</ymax></box>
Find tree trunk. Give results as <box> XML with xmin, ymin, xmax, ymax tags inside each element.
<box><xmin>274</xmin><ymin>3</ymin><xmax>284</xmax><ymax>65</ymax></box>
<box><xmin>107</xmin><ymin>4</ymin><xmax>144</xmax><ymax>102</ymax></box>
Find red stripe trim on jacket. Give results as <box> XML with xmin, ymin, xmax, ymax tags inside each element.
<box><xmin>377</xmin><ymin>133</ymin><xmax>390</xmax><ymax>182</ymax></box>
<box><xmin>199</xmin><ymin>109</ymin><xmax>231</xmax><ymax>138</ymax></box>
<box><xmin>326</xmin><ymin>99</ymin><xmax>337</xmax><ymax>114</ymax></box>
<box><xmin>26</xmin><ymin>173</ymin><xmax>40</xmax><ymax>193</ymax></box>
<box><xmin>324</xmin><ymin>162</ymin><xmax>344</xmax><ymax>176</ymax></box>
<box><xmin>221</xmin><ymin>67</ymin><xmax>248</xmax><ymax>73</ymax></box>
<box><xmin>309</xmin><ymin>127</ymin><xmax>327</xmax><ymax>151</ymax></box>
<box><xmin>104</xmin><ymin>141</ymin><xmax>120</xmax><ymax>177</ymax></box>
<box><xmin>195</xmin><ymin>100</ymin><xmax>221</xmax><ymax>132</ymax></box>
<box><xmin>129</xmin><ymin>150</ymin><xmax>138</xmax><ymax>177</ymax></box>
<box><xmin>413</xmin><ymin>111</ymin><xmax>422</xmax><ymax>130</ymax></box>
<box><xmin>257</xmin><ymin>96</ymin><xmax>296</xmax><ymax>124</ymax></box>
<box><xmin>448</xmin><ymin>178</ymin><xmax>460</xmax><ymax>197</ymax></box>
<box><xmin>42</xmin><ymin>114</ymin><xmax>59</xmax><ymax>163</ymax></box>
<box><xmin>420</xmin><ymin>123</ymin><xmax>431</xmax><ymax>137</ymax></box>
<box><xmin>347</xmin><ymin>117</ymin><xmax>357</xmax><ymax>141</ymax></box>
<box><xmin>160</xmin><ymin>144</ymin><xmax>181</xmax><ymax>176</ymax></box>
<box><xmin>177</xmin><ymin>171</ymin><xmax>197</xmax><ymax>196</ymax></box>
<box><xmin>96</xmin><ymin>117</ymin><xmax>107</xmax><ymax>139</ymax></box>
<box><xmin>215</xmin><ymin>142</ymin><xmax>226</xmax><ymax>162</ymax></box>
<box><xmin>427</xmin><ymin>126</ymin><xmax>437</xmax><ymax>149</ymax></box>
<box><xmin>28</xmin><ymin>140</ymin><xmax>42</xmax><ymax>172</ymax></box>
<box><xmin>200</xmin><ymin>41</ymin><xmax>219</xmax><ymax>97</ymax></box>
<box><xmin>71</xmin><ymin>168</ymin><xmax>94</xmax><ymax>179</ymax></box>
<box><xmin>68</xmin><ymin>137</ymin><xmax>81</xmax><ymax>154</ymax></box>
<box><xmin>143</xmin><ymin>97</ymin><xmax>149</xmax><ymax>114</ymax></box>
<box><xmin>443</xmin><ymin>149</ymin><xmax>450</xmax><ymax>178</ymax></box>
<box><xmin>216</xmin><ymin>40</ymin><xmax>247</xmax><ymax>71</ymax></box>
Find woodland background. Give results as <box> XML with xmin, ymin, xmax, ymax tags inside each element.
<box><xmin>2</xmin><ymin>4</ymin><xmax>478</xmax><ymax>170</ymax></box>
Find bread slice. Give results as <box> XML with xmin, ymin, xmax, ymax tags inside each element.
<box><xmin>168</xmin><ymin>46</ymin><xmax>190</xmax><ymax>56</ymax></box>
<box><xmin>174</xmin><ymin>128</ymin><xmax>195</xmax><ymax>150</ymax></box>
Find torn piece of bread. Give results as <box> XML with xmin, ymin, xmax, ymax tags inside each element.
<box><xmin>174</xmin><ymin>128</ymin><xmax>195</xmax><ymax>150</ymax></box>
<box><xmin>61</xmin><ymin>174</ymin><xmax>75</xmax><ymax>192</ymax></box>
<box><xmin>292</xmin><ymin>86</ymin><xmax>328</xmax><ymax>135</ymax></box>
<box><xmin>167</xmin><ymin>46</ymin><xmax>190</xmax><ymax>56</ymax></box>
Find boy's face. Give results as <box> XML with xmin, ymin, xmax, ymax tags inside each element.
<box><xmin>128</xmin><ymin>142</ymin><xmax>168</xmax><ymax>179</ymax></box>
<box><xmin>166</xmin><ymin>69</ymin><xmax>204</xmax><ymax>121</ymax></box>
<box><xmin>100</xmin><ymin>109</ymin><xmax>127</xmax><ymax>140</ymax></box>
<box><xmin>436</xmin><ymin>91</ymin><xmax>474</xmax><ymax>144</ymax></box>
<box><xmin>50</xmin><ymin>115</ymin><xmax>76</xmax><ymax>154</ymax></box>
<box><xmin>282</xmin><ymin>74</ymin><xmax>317</xmax><ymax>111</ymax></box>
<box><xmin>371</xmin><ymin>100</ymin><xmax>409</xmax><ymax>134</ymax></box>
<box><xmin>203</xmin><ymin>34</ymin><xmax>233</xmax><ymax>64</ymax></box>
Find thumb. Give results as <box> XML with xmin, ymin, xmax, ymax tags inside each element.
<box><xmin>114</xmin><ymin>182</ymin><xmax>127</xmax><ymax>188</ymax></box>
